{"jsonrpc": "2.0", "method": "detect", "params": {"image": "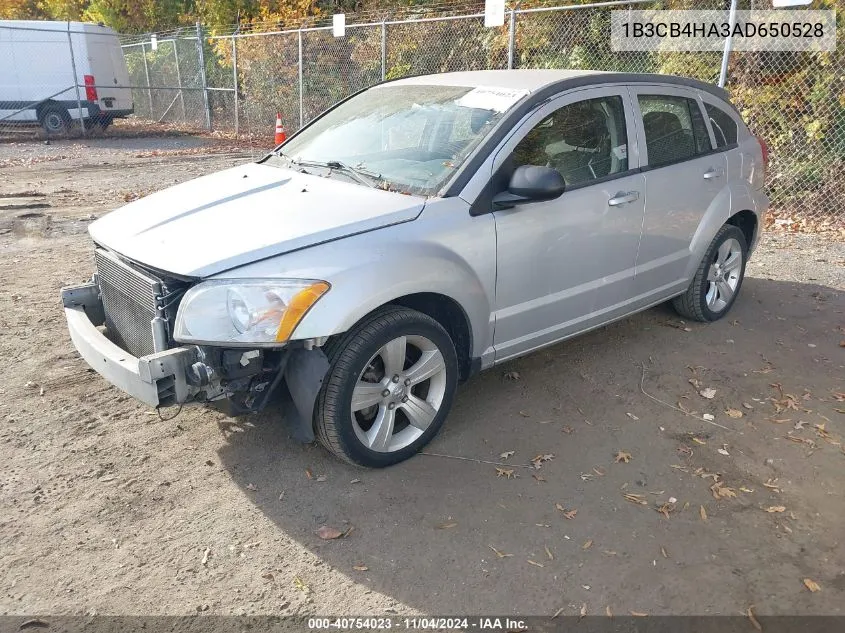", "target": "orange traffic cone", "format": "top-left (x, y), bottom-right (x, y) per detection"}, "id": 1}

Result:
top-left (274, 113), bottom-right (286, 145)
